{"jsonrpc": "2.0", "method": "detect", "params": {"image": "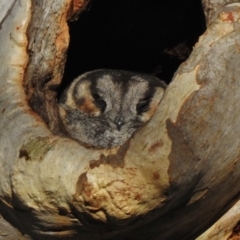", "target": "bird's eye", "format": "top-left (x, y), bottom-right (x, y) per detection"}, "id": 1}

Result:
top-left (136, 97), bottom-right (151, 113)
top-left (92, 93), bottom-right (106, 110)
